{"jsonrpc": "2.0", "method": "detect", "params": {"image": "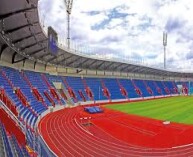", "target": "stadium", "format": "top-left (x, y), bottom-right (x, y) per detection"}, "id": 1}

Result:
top-left (1, 0), bottom-right (193, 156)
